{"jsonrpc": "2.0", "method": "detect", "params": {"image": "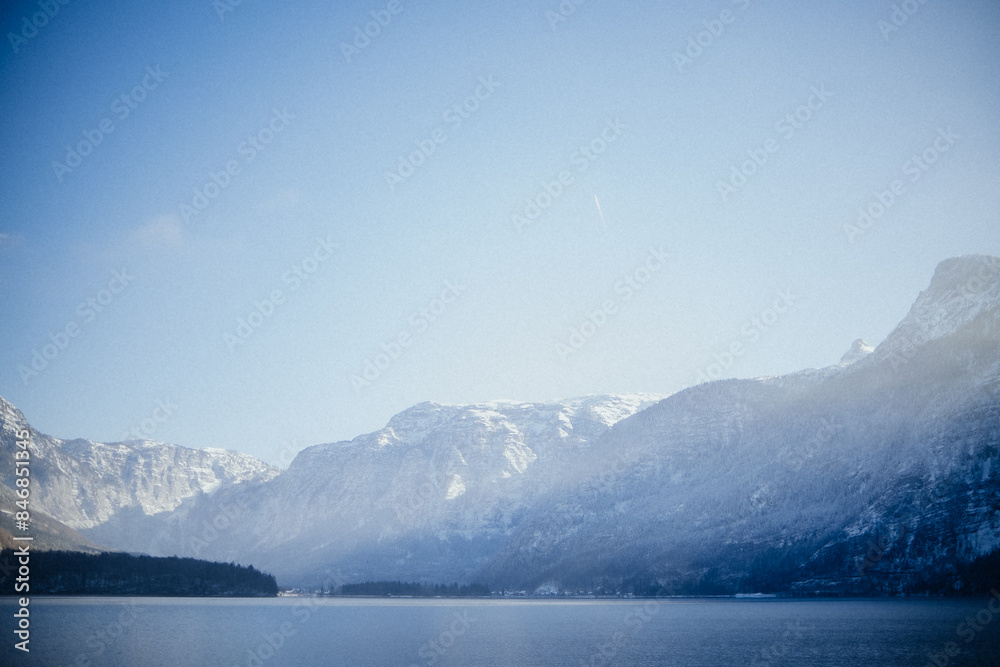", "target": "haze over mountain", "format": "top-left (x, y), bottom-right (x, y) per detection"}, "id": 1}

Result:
top-left (2, 255), bottom-right (998, 594)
